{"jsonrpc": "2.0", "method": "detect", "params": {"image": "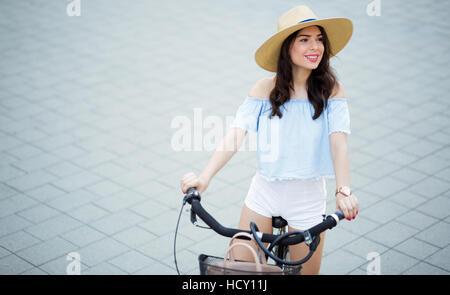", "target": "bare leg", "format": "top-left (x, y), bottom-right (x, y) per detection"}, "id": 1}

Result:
top-left (232, 204), bottom-right (272, 262)
top-left (288, 227), bottom-right (325, 275)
